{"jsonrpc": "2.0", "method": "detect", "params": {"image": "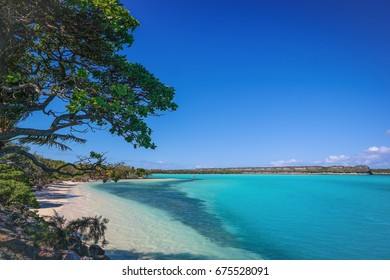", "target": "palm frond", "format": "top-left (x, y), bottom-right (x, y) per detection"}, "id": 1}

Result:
top-left (17, 133), bottom-right (87, 151)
